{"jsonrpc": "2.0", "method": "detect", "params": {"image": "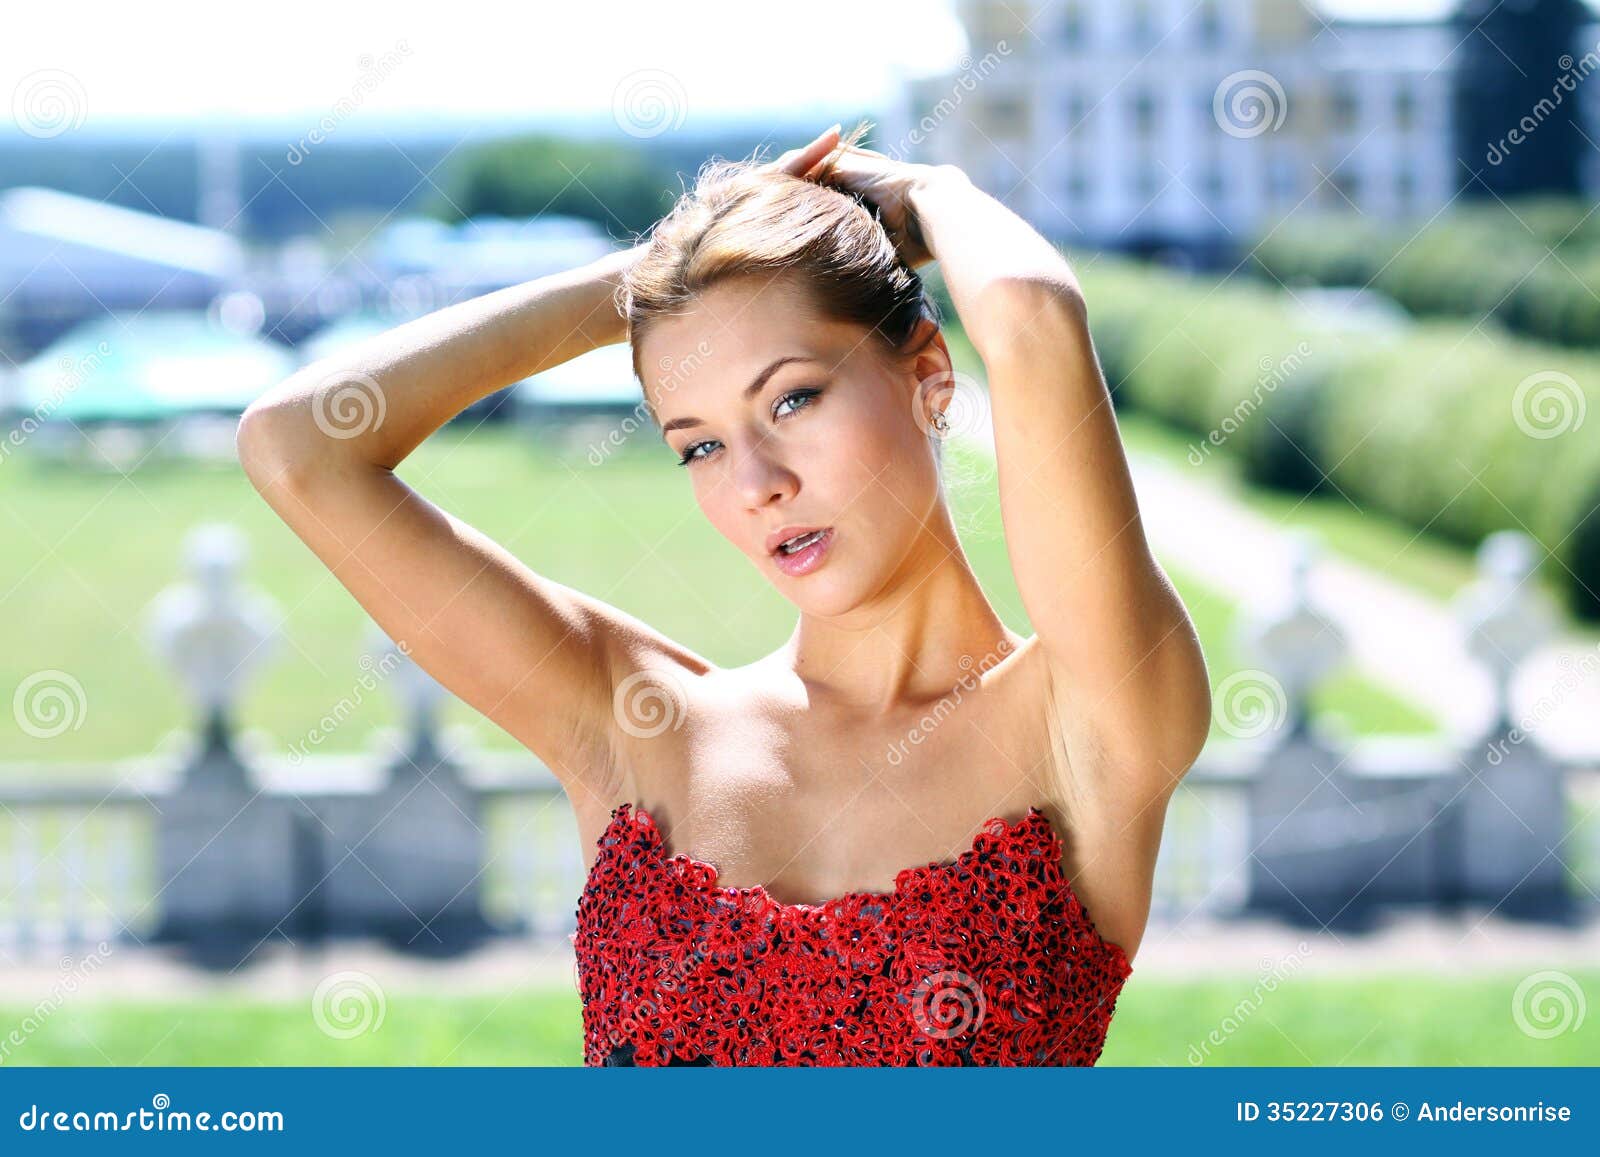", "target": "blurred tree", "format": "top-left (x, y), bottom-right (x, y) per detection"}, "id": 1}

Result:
top-left (1454, 0), bottom-right (1587, 197)
top-left (436, 135), bottom-right (678, 240)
